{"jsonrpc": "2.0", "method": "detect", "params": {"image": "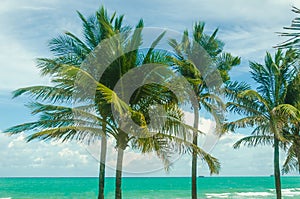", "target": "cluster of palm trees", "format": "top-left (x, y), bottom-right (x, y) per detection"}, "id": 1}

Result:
top-left (3, 5), bottom-right (300, 199)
